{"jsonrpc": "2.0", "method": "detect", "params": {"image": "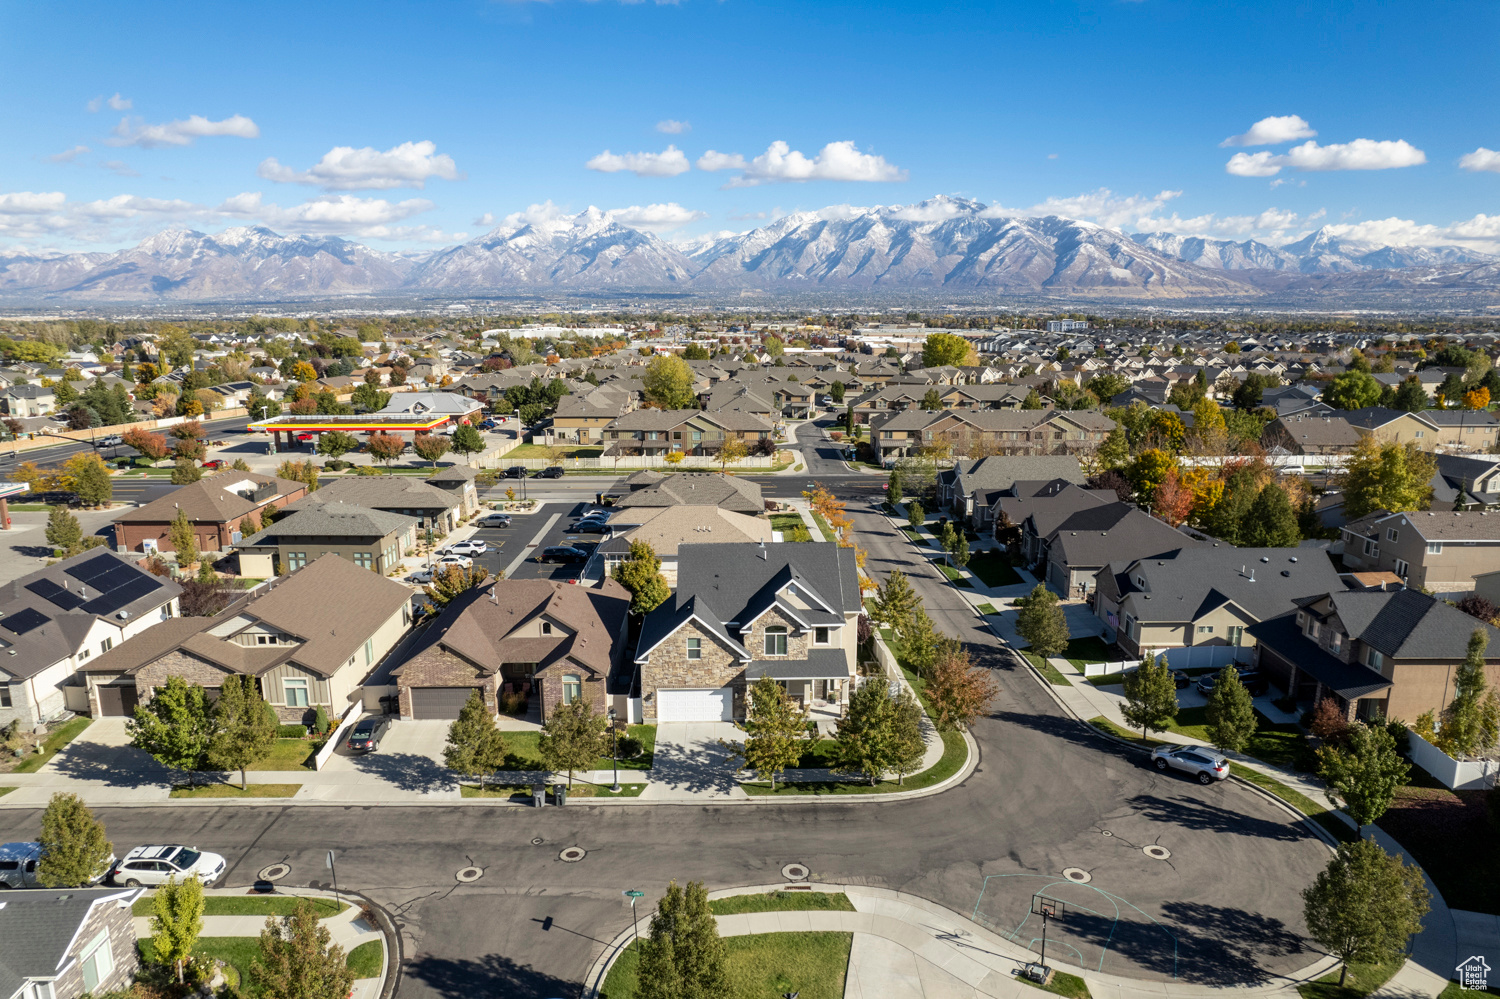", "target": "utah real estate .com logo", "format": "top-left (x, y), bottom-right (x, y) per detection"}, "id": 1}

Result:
top-left (1457, 956), bottom-right (1490, 991)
